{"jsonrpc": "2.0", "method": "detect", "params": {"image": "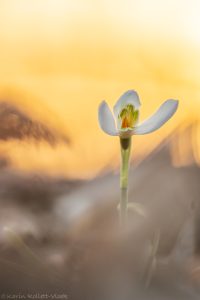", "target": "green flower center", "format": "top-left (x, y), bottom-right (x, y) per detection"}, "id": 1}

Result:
top-left (119, 104), bottom-right (139, 129)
